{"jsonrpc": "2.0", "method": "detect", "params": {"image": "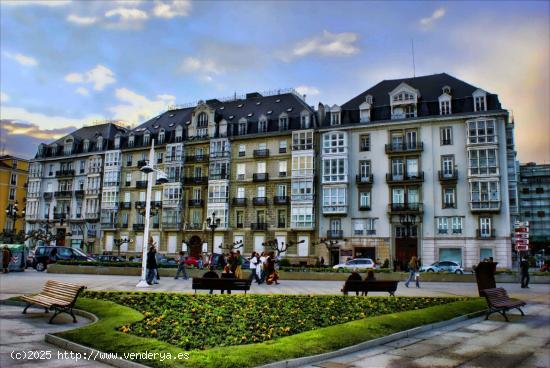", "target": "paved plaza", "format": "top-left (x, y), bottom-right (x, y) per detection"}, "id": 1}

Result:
top-left (0, 271), bottom-right (549, 368)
